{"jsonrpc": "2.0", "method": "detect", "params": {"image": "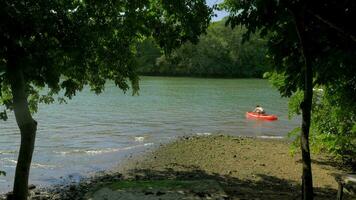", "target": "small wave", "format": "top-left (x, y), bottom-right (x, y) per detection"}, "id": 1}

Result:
top-left (0, 158), bottom-right (55, 169)
top-left (258, 136), bottom-right (284, 139)
top-left (1, 158), bottom-right (17, 164)
top-left (84, 146), bottom-right (138, 155)
top-left (2, 165), bottom-right (15, 168)
top-left (31, 163), bottom-right (56, 169)
top-left (195, 132), bottom-right (212, 136)
top-left (0, 150), bottom-right (17, 155)
top-left (56, 143), bottom-right (154, 156)
top-left (134, 136), bottom-right (145, 142)
top-left (55, 148), bottom-right (121, 156)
